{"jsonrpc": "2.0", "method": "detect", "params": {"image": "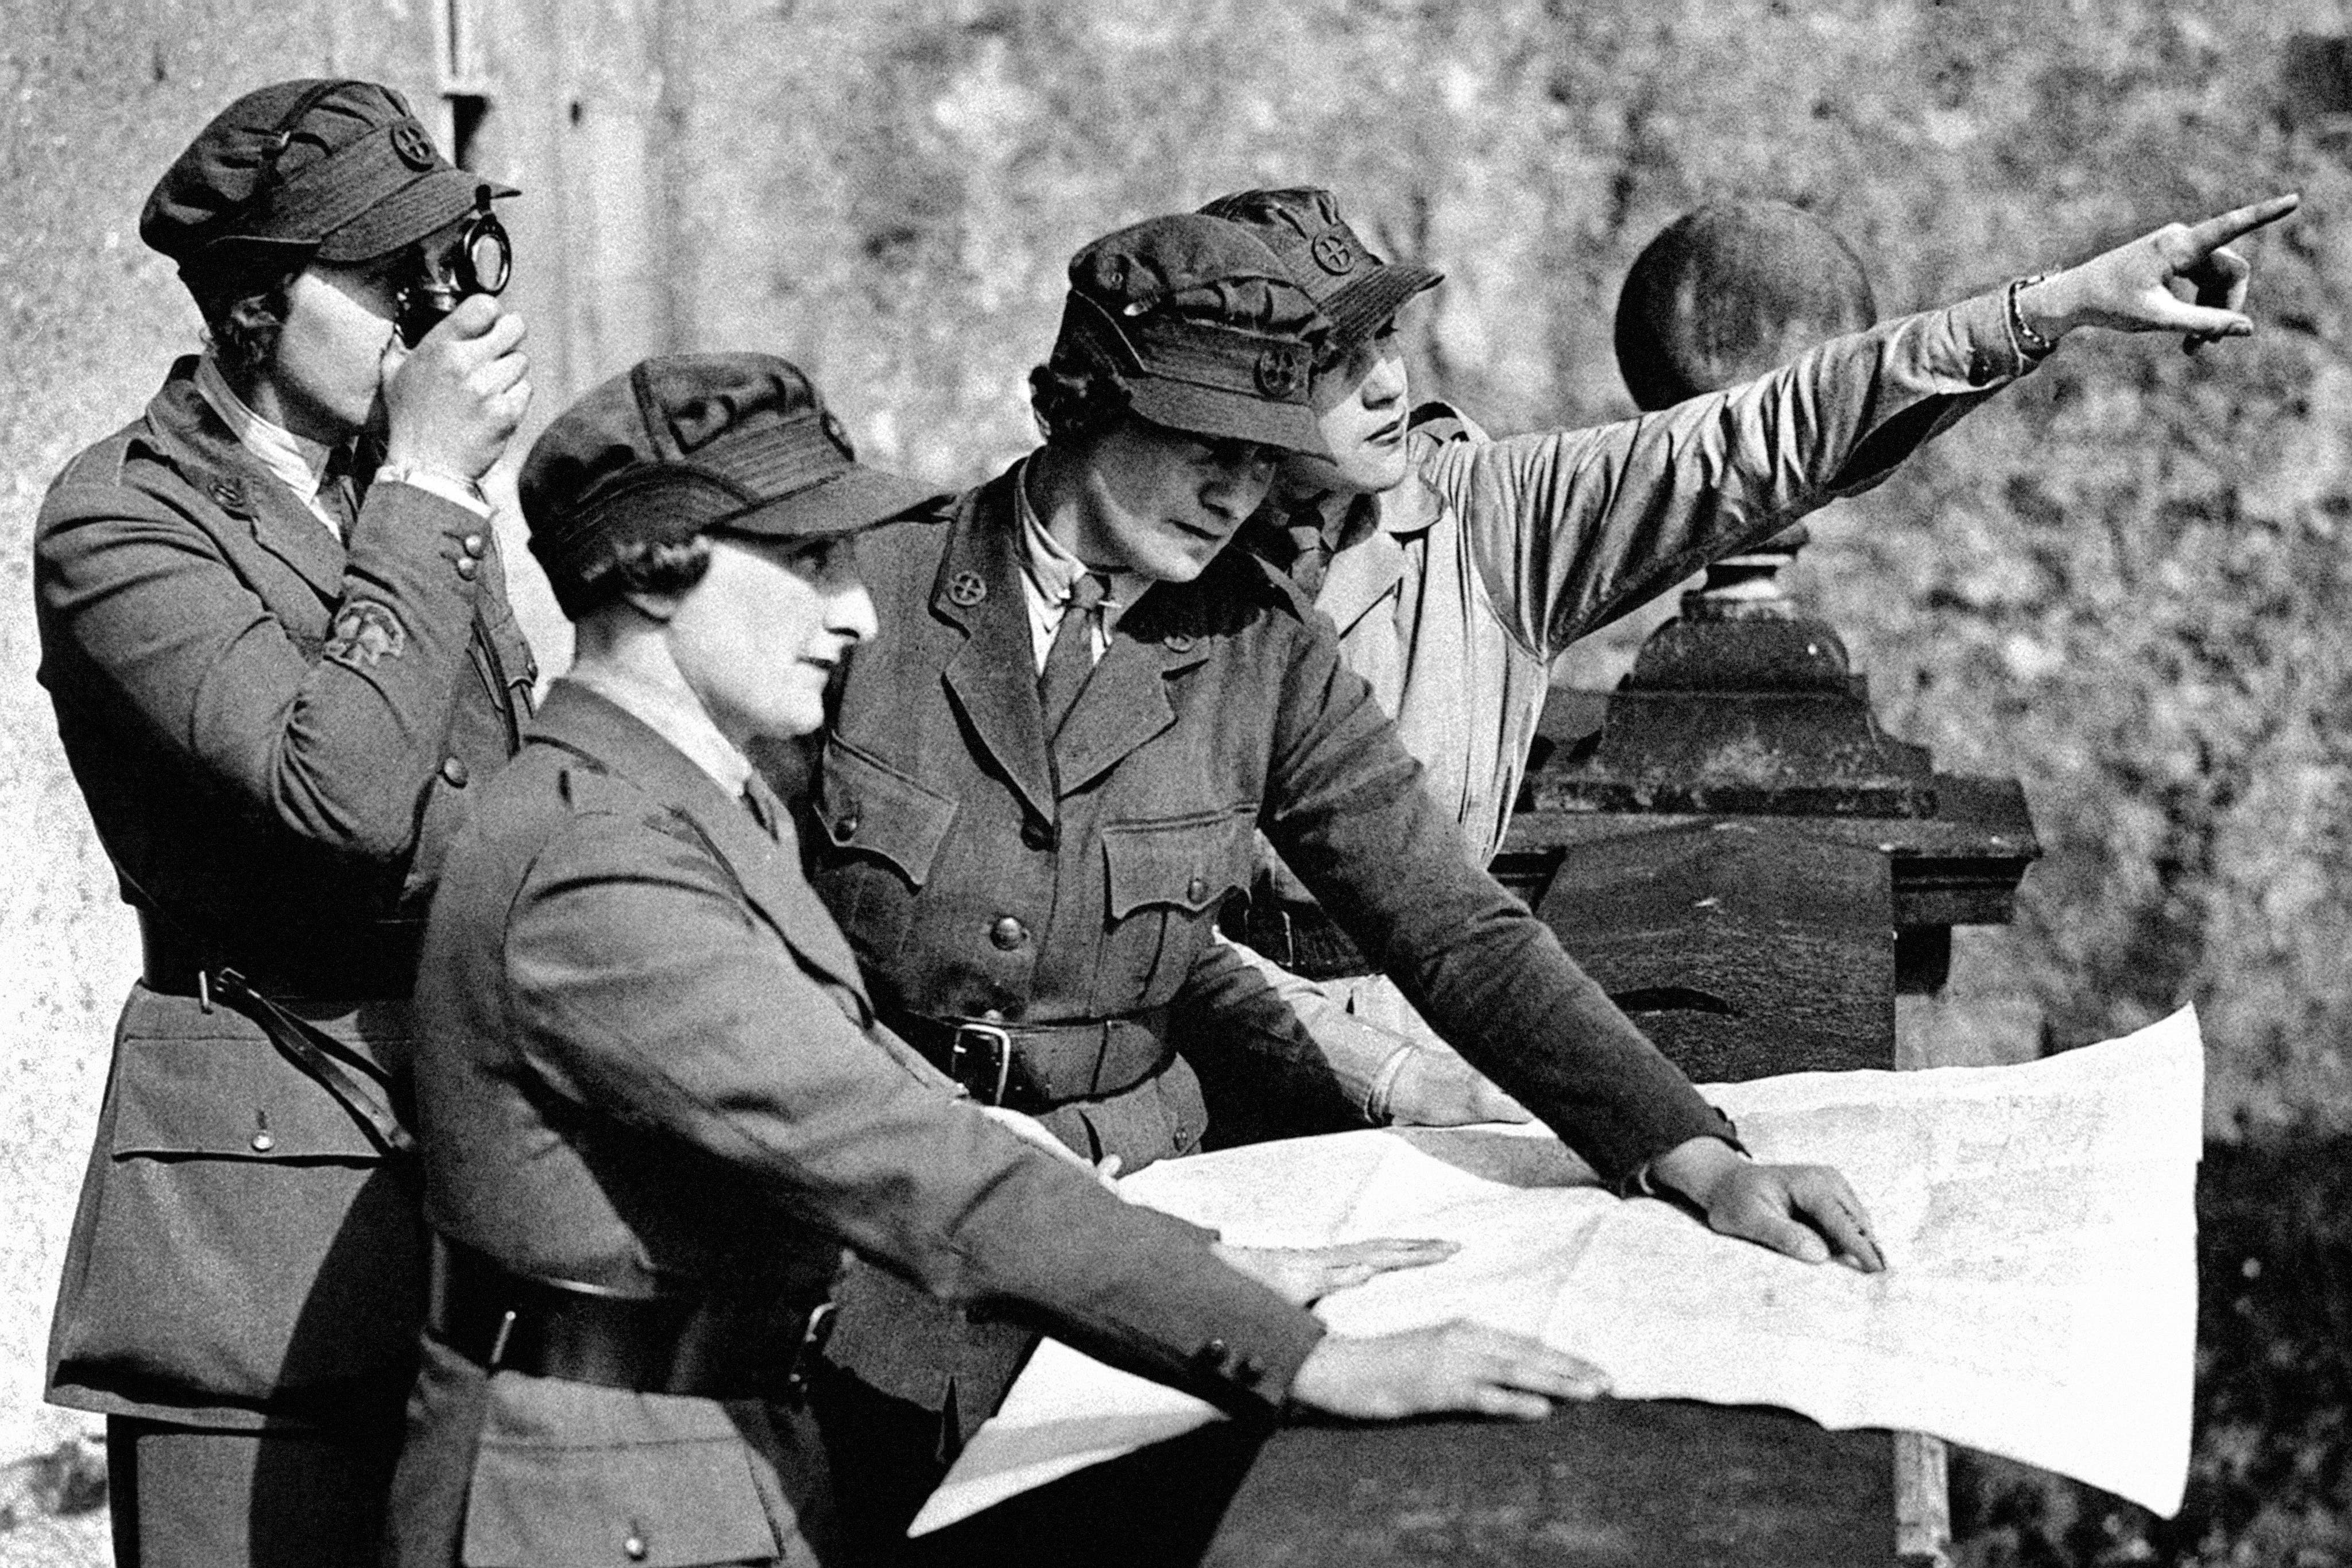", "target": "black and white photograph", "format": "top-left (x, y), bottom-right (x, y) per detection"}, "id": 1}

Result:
top-left (1, 3), bottom-right (2346, 1565)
